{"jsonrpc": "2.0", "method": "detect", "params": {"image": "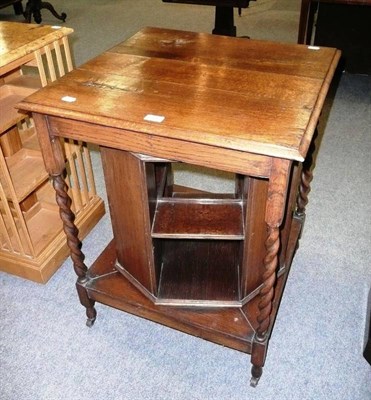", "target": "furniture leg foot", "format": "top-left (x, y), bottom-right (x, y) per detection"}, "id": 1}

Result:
top-left (76, 280), bottom-right (97, 327)
top-left (86, 314), bottom-right (96, 327)
top-left (81, 300), bottom-right (97, 328)
top-left (250, 336), bottom-right (268, 388)
top-left (250, 365), bottom-right (263, 387)
top-left (85, 300), bottom-right (97, 327)
top-left (40, 1), bottom-right (66, 22)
